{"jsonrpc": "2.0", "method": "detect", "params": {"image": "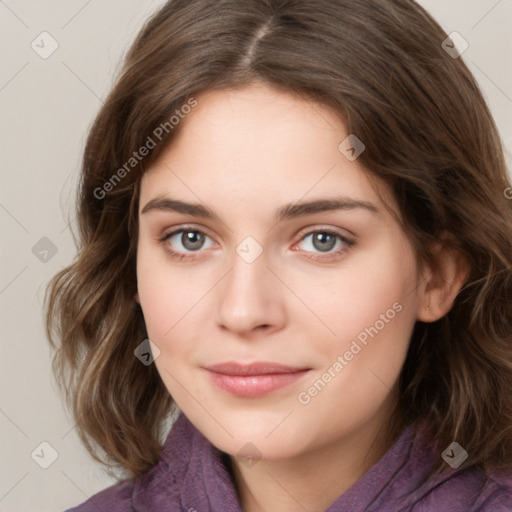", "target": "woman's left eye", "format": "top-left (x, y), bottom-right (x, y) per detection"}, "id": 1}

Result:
top-left (159, 227), bottom-right (355, 261)
top-left (295, 230), bottom-right (355, 260)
